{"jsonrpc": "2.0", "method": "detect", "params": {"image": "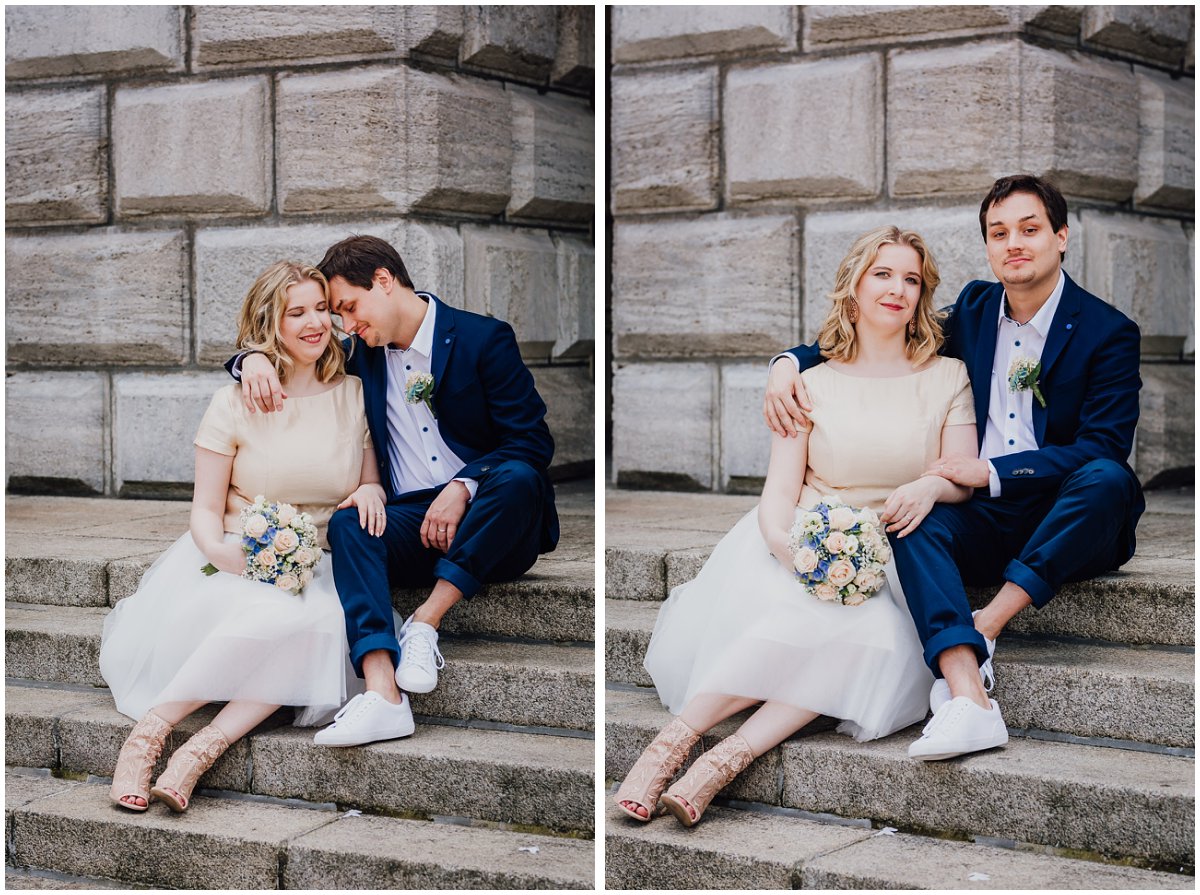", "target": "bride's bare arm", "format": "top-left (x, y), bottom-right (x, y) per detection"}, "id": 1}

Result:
top-left (882, 423), bottom-right (978, 538)
top-left (758, 429), bottom-right (809, 567)
top-left (190, 447), bottom-right (245, 574)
